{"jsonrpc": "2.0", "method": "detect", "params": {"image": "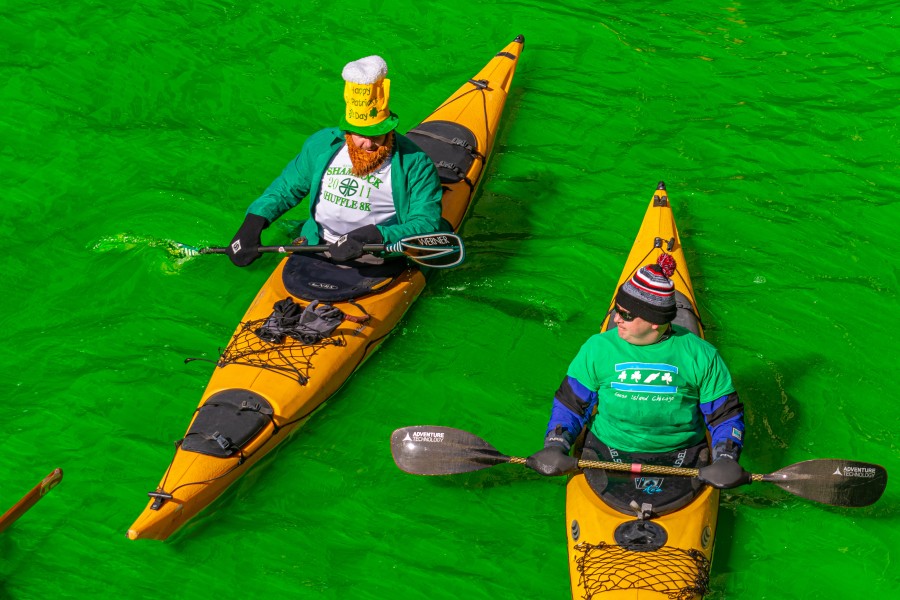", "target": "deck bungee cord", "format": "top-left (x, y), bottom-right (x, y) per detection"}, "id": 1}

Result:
top-left (406, 79), bottom-right (492, 191)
